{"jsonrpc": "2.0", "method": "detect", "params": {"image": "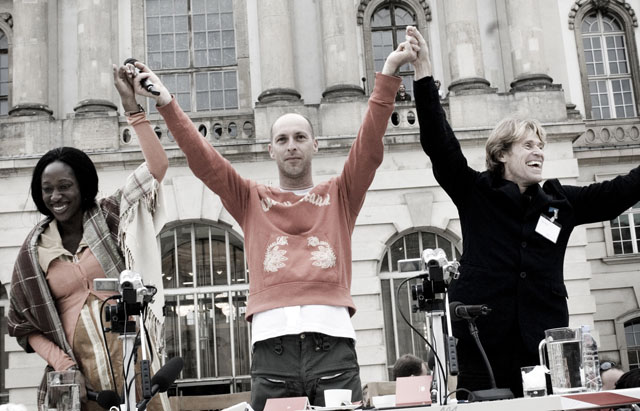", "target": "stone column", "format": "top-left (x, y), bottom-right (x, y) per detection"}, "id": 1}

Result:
top-left (256, 0), bottom-right (300, 104)
top-left (74, 0), bottom-right (116, 113)
top-left (505, 0), bottom-right (555, 91)
top-left (318, 0), bottom-right (364, 100)
top-left (444, 0), bottom-right (491, 94)
top-left (9, 0), bottom-right (53, 116)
